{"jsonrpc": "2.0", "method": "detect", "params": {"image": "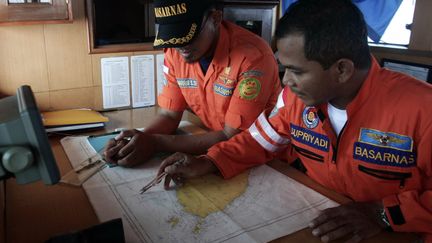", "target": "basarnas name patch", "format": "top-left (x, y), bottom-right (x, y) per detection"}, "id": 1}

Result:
top-left (353, 128), bottom-right (416, 167)
top-left (214, 83), bottom-right (234, 97)
top-left (353, 142), bottom-right (416, 167)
